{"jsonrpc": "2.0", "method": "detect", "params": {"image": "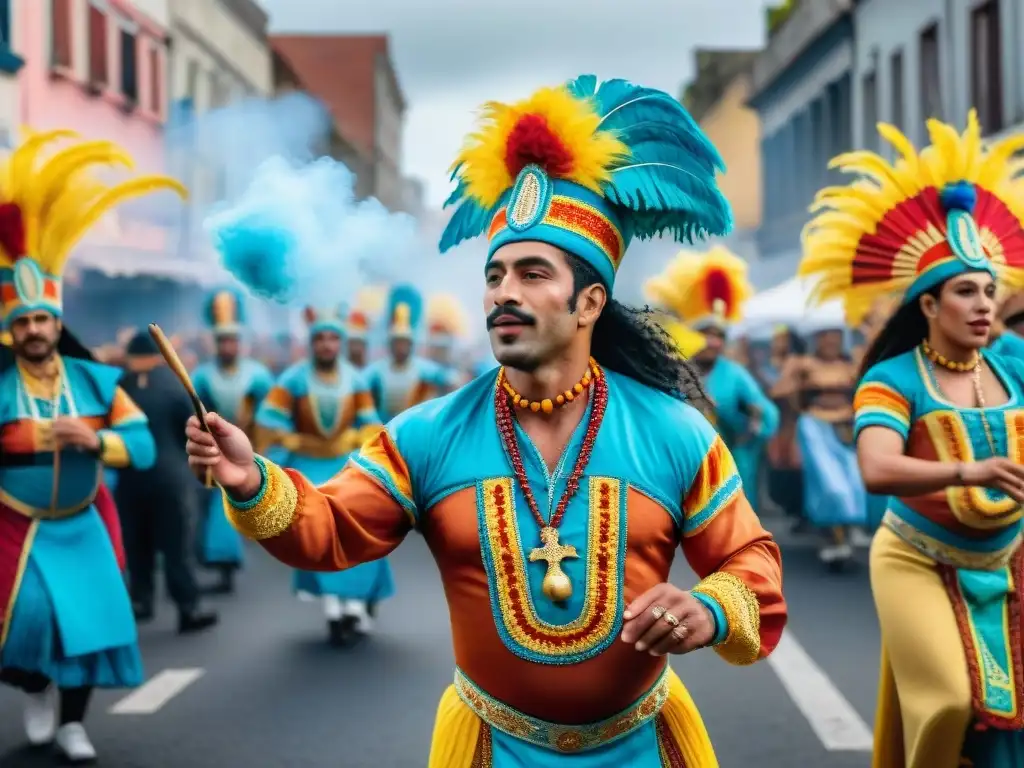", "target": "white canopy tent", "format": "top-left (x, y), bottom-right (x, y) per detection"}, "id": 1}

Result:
top-left (733, 276), bottom-right (846, 340)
